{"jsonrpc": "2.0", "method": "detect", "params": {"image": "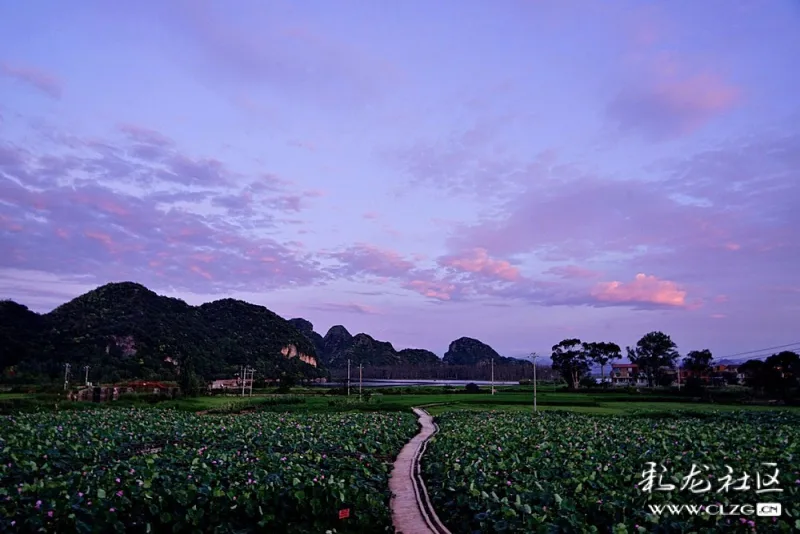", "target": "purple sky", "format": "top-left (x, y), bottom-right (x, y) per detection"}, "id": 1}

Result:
top-left (1, 0), bottom-right (798, 359)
